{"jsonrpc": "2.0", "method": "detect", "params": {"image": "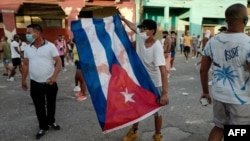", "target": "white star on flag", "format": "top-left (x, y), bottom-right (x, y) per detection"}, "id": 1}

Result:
top-left (120, 88), bottom-right (135, 103)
